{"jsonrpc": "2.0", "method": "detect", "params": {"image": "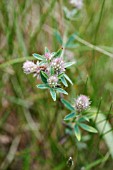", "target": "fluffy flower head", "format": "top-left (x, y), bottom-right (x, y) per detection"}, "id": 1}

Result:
top-left (51, 58), bottom-right (65, 73)
top-left (23, 61), bottom-right (37, 74)
top-left (47, 75), bottom-right (58, 88)
top-left (75, 95), bottom-right (90, 112)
